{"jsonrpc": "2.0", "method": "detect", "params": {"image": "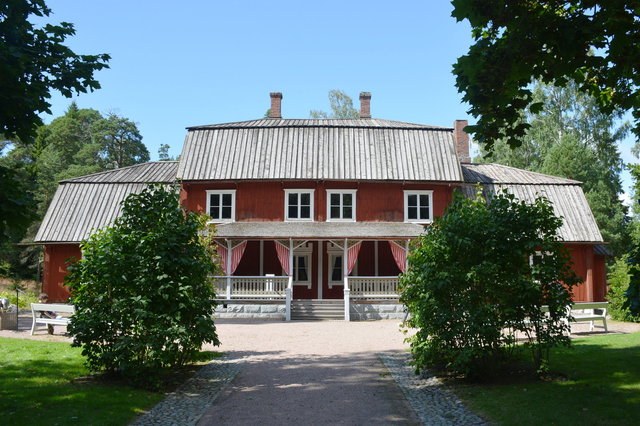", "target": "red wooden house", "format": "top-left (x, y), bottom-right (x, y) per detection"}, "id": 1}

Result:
top-left (35, 92), bottom-right (608, 320)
